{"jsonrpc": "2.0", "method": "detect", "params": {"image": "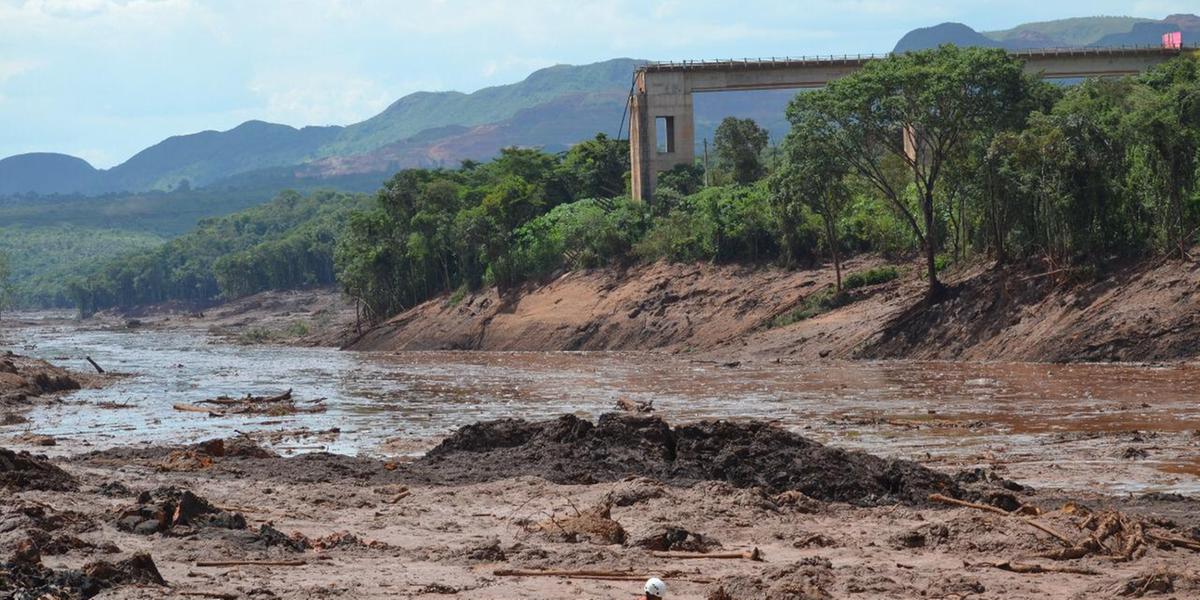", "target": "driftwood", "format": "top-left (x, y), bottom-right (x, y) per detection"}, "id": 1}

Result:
top-left (173, 403), bottom-right (225, 418)
top-left (615, 398), bottom-right (653, 413)
top-left (929, 494), bottom-right (1074, 547)
top-left (494, 569), bottom-right (711, 583)
top-left (85, 356), bottom-right (105, 374)
top-left (195, 560), bottom-right (306, 567)
top-left (649, 548), bottom-right (762, 561)
top-left (179, 592), bottom-right (239, 600)
top-left (198, 389), bottom-right (293, 406)
top-left (969, 561), bottom-right (1098, 575)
